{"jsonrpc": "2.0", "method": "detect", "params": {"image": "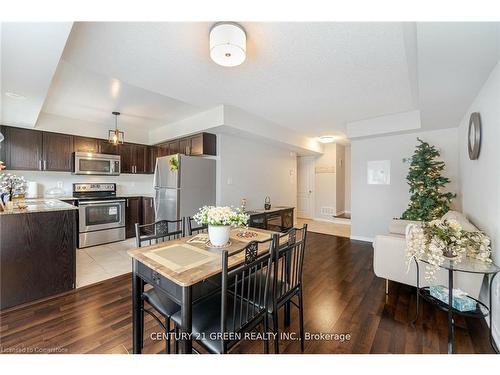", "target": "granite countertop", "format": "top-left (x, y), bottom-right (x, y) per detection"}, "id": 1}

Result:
top-left (245, 206), bottom-right (295, 215)
top-left (0, 199), bottom-right (78, 215)
top-left (53, 194), bottom-right (154, 200)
